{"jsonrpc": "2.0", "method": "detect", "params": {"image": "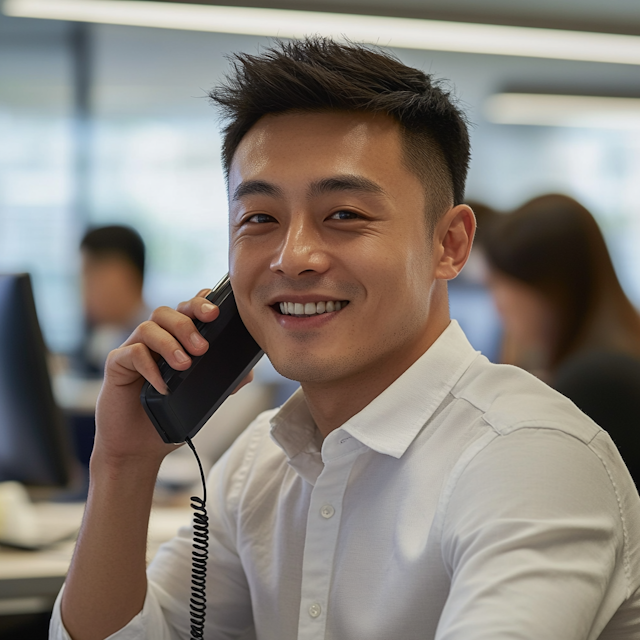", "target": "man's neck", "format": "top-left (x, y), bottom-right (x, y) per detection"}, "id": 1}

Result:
top-left (301, 314), bottom-right (451, 439)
